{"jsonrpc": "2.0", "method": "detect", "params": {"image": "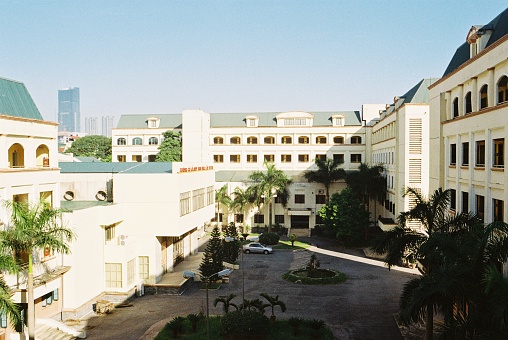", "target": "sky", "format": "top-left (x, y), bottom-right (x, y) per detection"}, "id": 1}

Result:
top-left (1, 1), bottom-right (507, 124)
